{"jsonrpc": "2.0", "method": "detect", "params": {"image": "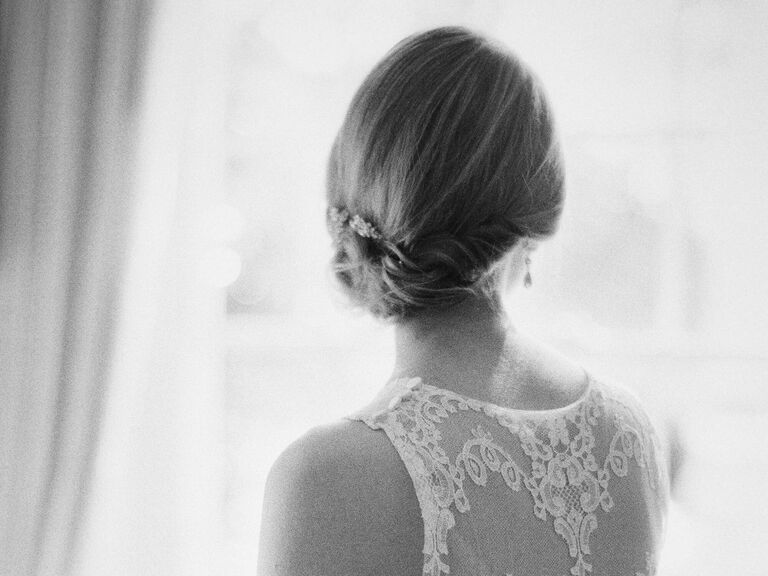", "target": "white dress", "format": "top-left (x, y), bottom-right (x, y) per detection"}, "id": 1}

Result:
top-left (344, 374), bottom-right (670, 576)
